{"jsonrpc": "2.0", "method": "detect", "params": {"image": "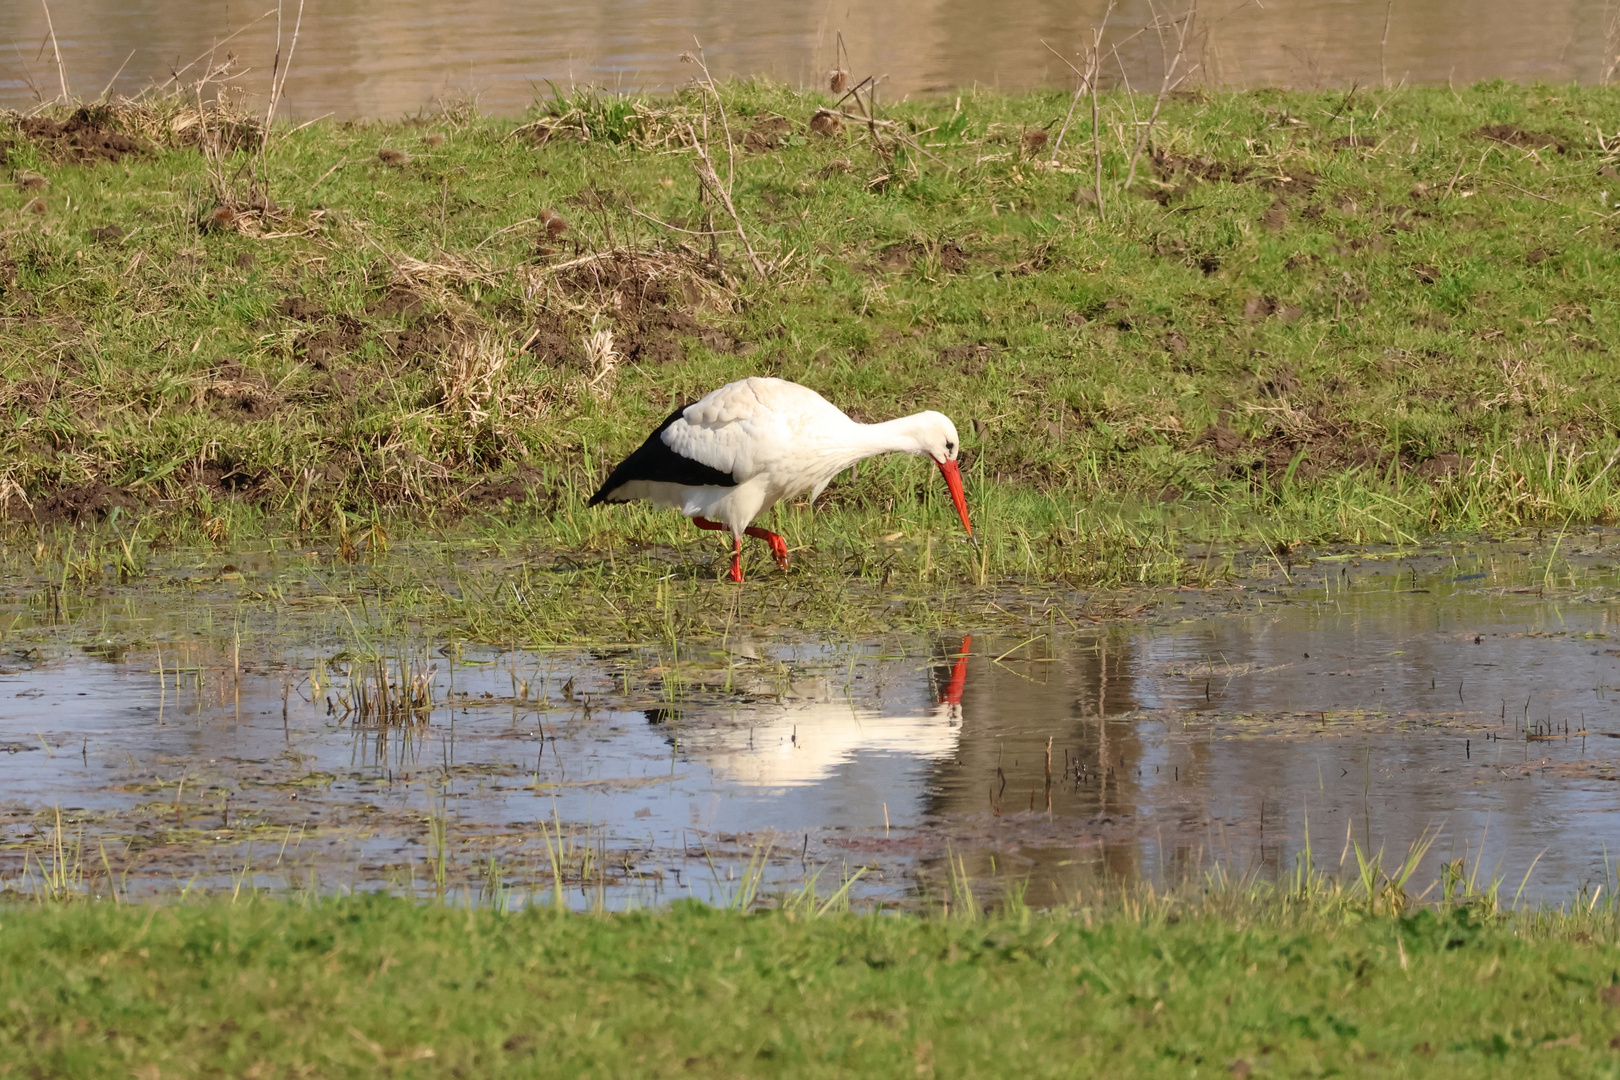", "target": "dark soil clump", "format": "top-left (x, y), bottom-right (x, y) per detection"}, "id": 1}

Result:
top-left (27, 481), bottom-right (140, 525)
top-left (13, 108), bottom-right (145, 164)
top-left (744, 116), bottom-right (793, 152)
top-left (1475, 125), bottom-right (1565, 153)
